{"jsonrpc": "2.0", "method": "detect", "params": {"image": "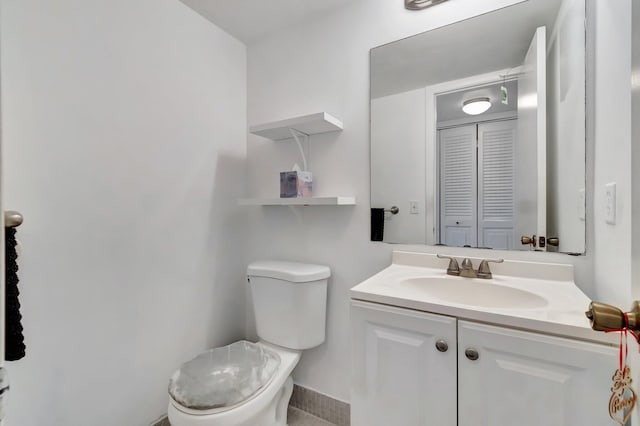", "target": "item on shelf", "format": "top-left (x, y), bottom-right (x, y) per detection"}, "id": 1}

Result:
top-left (280, 171), bottom-right (313, 198)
